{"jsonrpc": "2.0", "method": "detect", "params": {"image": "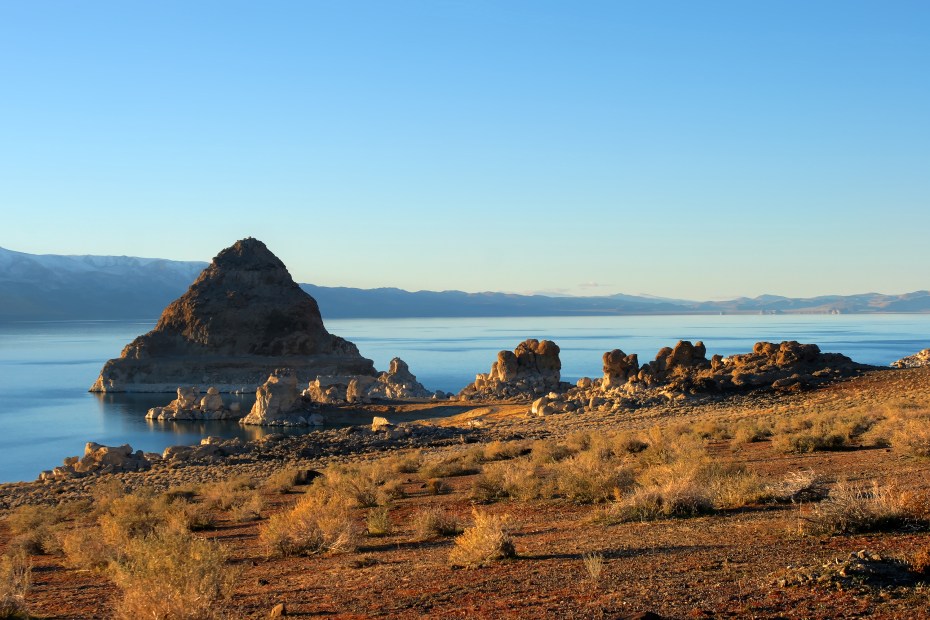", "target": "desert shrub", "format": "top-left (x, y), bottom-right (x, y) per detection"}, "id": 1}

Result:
top-left (98, 494), bottom-right (166, 551)
top-left (705, 465), bottom-right (771, 509)
top-left (380, 478), bottom-right (407, 500)
top-left (161, 485), bottom-right (199, 504)
top-left (260, 485), bottom-right (358, 556)
top-left (767, 470), bottom-right (829, 503)
top-left (263, 467), bottom-right (304, 494)
top-left (805, 480), bottom-right (930, 535)
top-left (419, 452), bottom-right (483, 479)
top-left (772, 410), bottom-right (879, 453)
top-left (366, 506), bottom-right (392, 537)
top-left (548, 452), bottom-right (634, 504)
top-left (60, 527), bottom-right (112, 572)
top-left (730, 419), bottom-right (773, 447)
top-left (891, 417), bottom-right (930, 458)
top-left (0, 551), bottom-right (31, 619)
top-left (529, 439), bottom-right (575, 465)
top-left (110, 529), bottom-right (235, 620)
top-left (202, 476), bottom-right (255, 510)
top-left (691, 420), bottom-right (732, 440)
top-left (4, 505), bottom-right (66, 555)
top-left (448, 510), bottom-right (516, 568)
top-left (167, 501), bottom-right (216, 532)
top-left (426, 478), bottom-right (451, 495)
top-left (638, 426), bottom-right (706, 468)
top-left (88, 479), bottom-right (129, 518)
top-left (325, 464), bottom-right (390, 508)
top-left (582, 552), bottom-right (604, 583)
top-left (606, 476), bottom-right (713, 523)
top-left (610, 431), bottom-right (649, 454)
top-left (471, 460), bottom-right (541, 503)
top-left (600, 436), bottom-right (756, 522)
top-left (481, 440), bottom-right (528, 462)
top-left (411, 507), bottom-right (462, 540)
top-left (909, 547), bottom-right (930, 575)
top-left (386, 450), bottom-right (422, 474)
top-left (229, 492), bottom-right (264, 523)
